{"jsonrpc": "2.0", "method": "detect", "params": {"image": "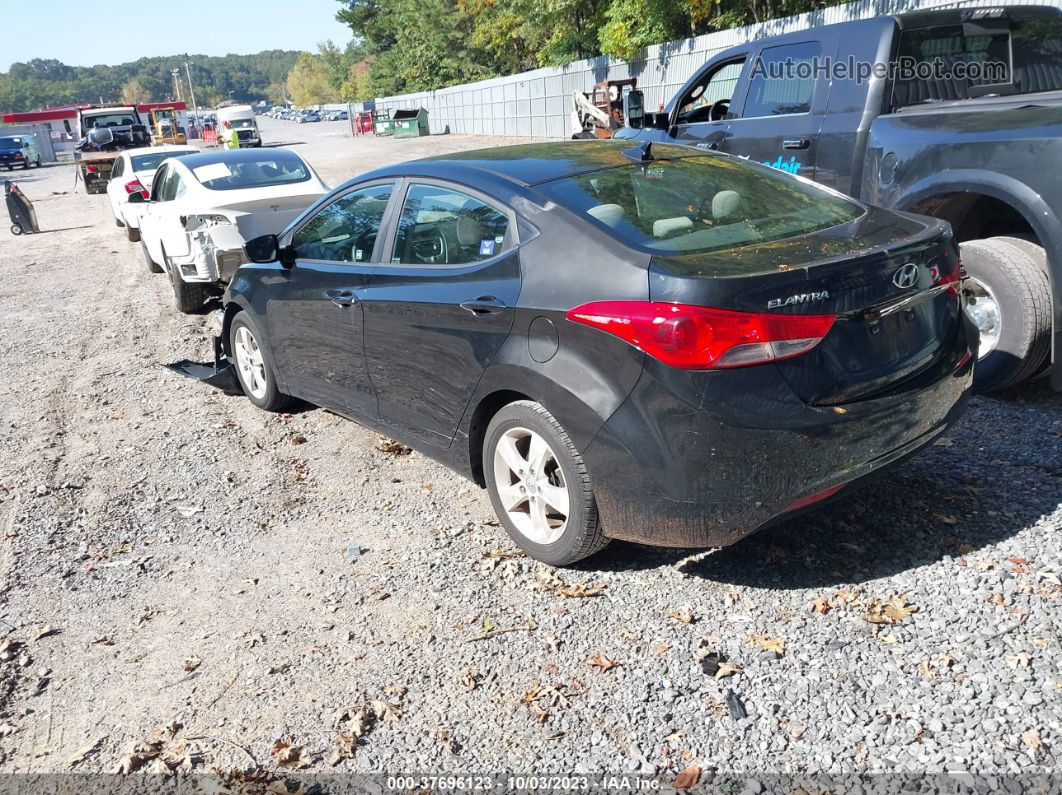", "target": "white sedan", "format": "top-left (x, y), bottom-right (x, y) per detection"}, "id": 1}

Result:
top-left (106, 145), bottom-right (199, 242)
top-left (132, 148), bottom-right (328, 313)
